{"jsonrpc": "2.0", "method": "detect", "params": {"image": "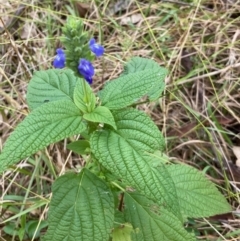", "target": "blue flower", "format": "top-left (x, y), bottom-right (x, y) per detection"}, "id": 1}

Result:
top-left (53, 48), bottom-right (65, 68)
top-left (78, 59), bottom-right (95, 84)
top-left (89, 38), bottom-right (104, 57)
